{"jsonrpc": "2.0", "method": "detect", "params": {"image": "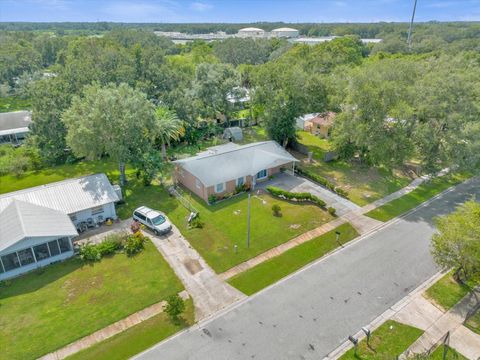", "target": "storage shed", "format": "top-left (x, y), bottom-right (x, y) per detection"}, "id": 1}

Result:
top-left (223, 127), bottom-right (243, 142)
